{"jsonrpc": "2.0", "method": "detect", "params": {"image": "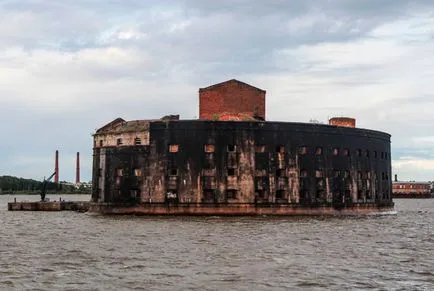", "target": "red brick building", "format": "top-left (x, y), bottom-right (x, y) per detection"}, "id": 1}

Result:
top-left (329, 117), bottom-right (356, 128)
top-left (199, 79), bottom-right (266, 121)
top-left (392, 181), bottom-right (432, 198)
